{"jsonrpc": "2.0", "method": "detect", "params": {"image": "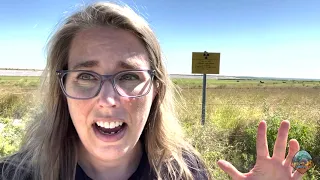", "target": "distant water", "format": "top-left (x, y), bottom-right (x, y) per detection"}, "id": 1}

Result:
top-left (0, 70), bottom-right (43, 76)
top-left (0, 70), bottom-right (216, 79)
top-left (0, 70), bottom-right (319, 81)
